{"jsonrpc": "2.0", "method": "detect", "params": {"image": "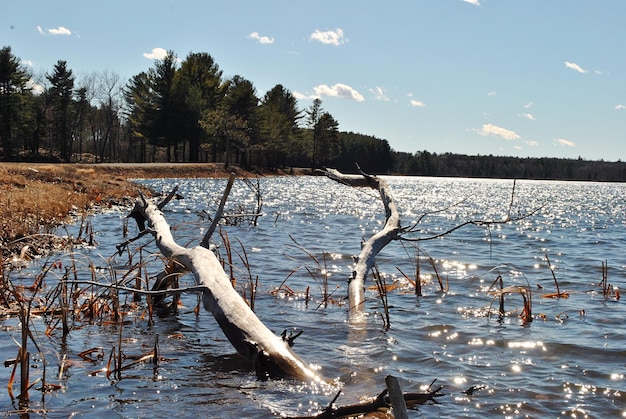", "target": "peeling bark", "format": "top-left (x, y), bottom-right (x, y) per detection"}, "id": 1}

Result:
top-left (322, 168), bottom-right (402, 315)
top-left (128, 192), bottom-right (323, 382)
